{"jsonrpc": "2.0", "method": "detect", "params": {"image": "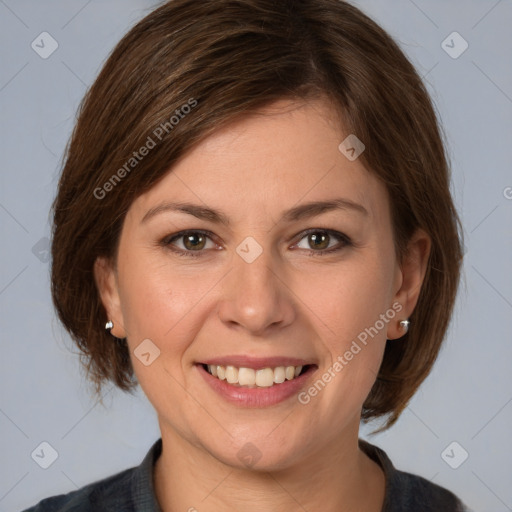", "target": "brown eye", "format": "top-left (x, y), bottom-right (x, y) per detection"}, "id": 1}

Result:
top-left (294, 229), bottom-right (352, 255)
top-left (162, 230), bottom-right (217, 257)
top-left (182, 232), bottom-right (206, 251)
